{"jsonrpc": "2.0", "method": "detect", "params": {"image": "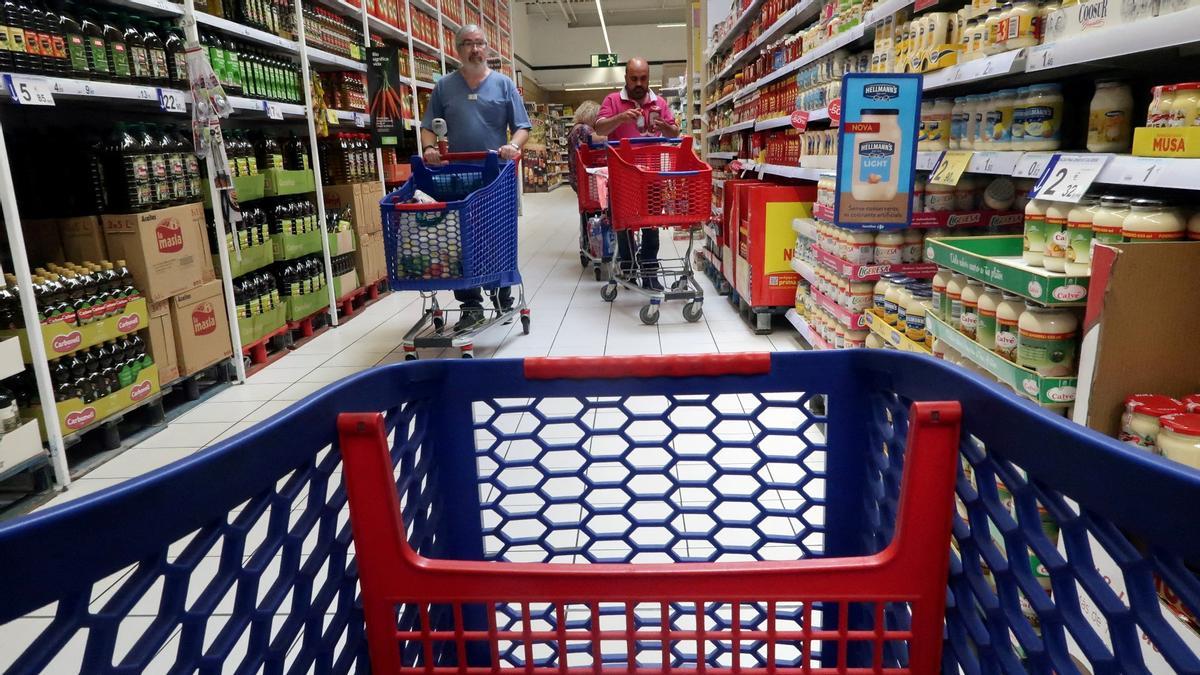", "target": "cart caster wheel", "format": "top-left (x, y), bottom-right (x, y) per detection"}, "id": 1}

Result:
top-left (404, 353), bottom-right (418, 361)
top-left (593, 266), bottom-right (602, 282)
top-left (433, 316), bottom-right (445, 332)
top-left (521, 315), bottom-right (531, 335)
top-left (683, 302), bottom-right (703, 323)
top-left (580, 253), bottom-right (589, 268)
top-left (601, 284), bottom-right (618, 302)
top-left (639, 305), bottom-right (660, 325)
top-left (462, 352), bottom-right (474, 359)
